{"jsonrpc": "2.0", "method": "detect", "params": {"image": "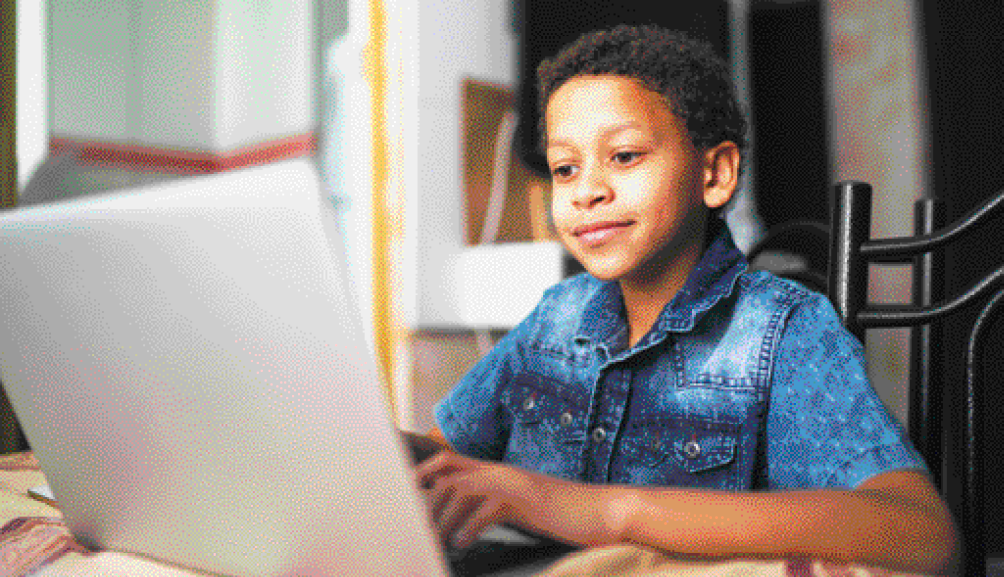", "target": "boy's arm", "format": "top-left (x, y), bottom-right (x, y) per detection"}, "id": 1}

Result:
top-left (615, 468), bottom-right (957, 574)
top-left (417, 452), bottom-right (957, 575)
